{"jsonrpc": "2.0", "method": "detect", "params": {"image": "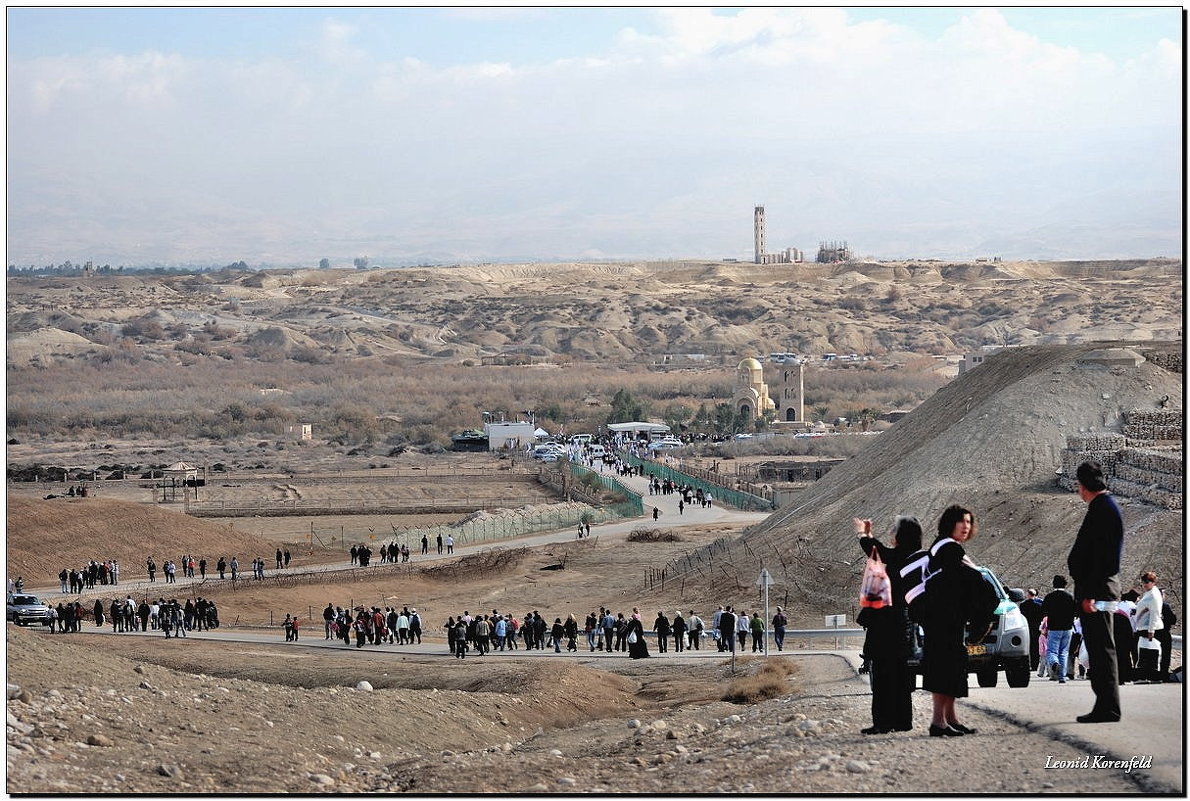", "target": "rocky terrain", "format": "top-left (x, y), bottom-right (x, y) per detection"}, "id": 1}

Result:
top-left (5, 259), bottom-right (1181, 366)
top-left (4, 628), bottom-right (1159, 795)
